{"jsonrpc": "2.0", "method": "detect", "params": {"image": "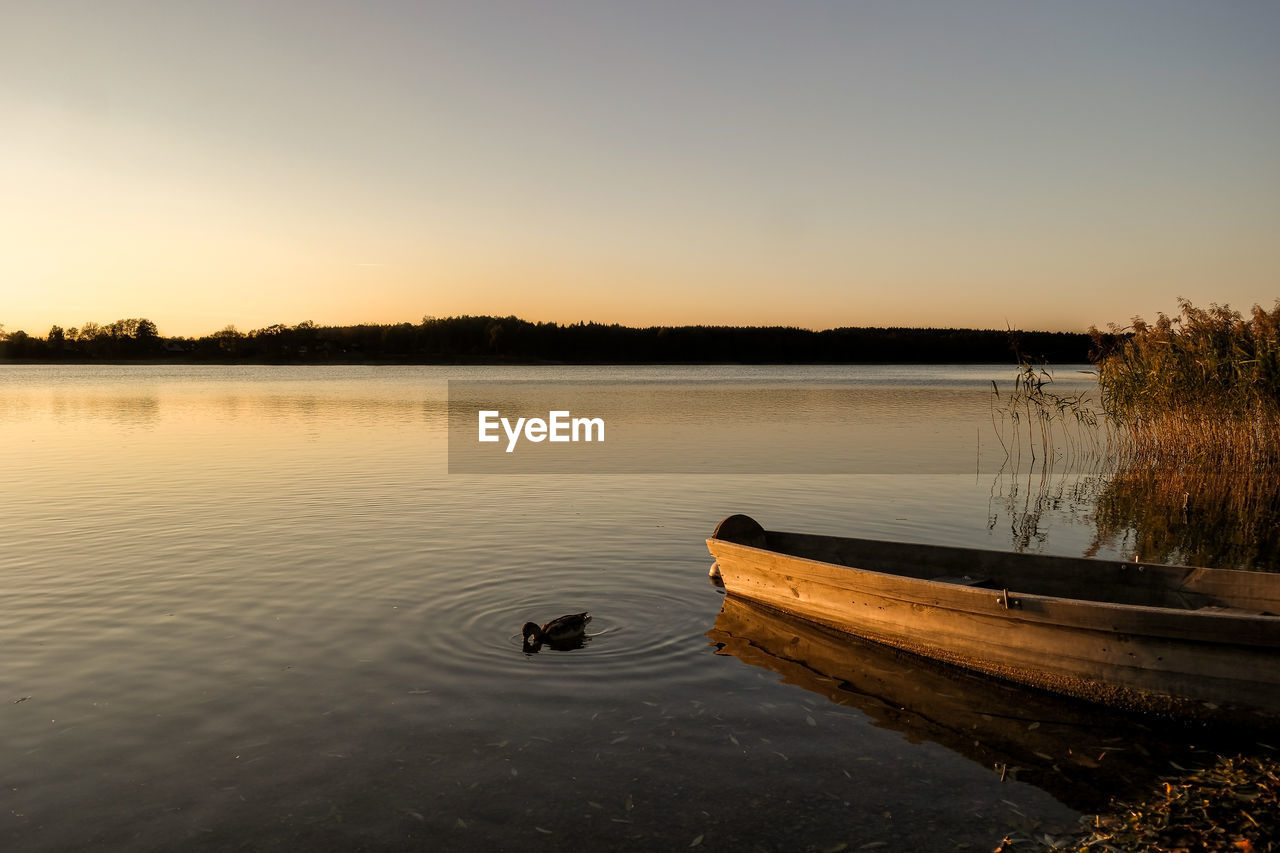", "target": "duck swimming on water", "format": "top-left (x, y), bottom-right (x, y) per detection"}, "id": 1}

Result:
top-left (522, 612), bottom-right (591, 651)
